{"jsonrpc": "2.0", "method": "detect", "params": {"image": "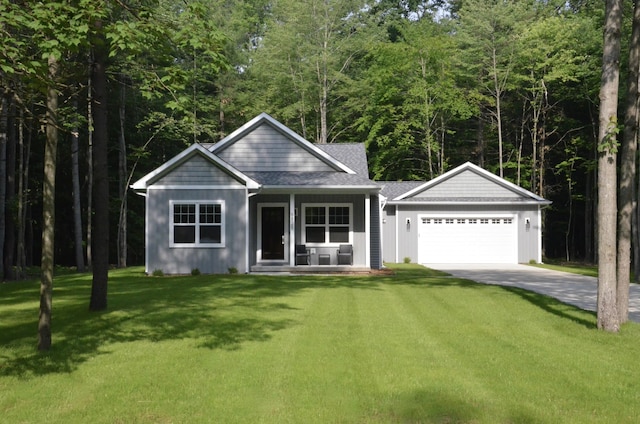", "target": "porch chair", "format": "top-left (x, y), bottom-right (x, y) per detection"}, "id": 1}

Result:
top-left (295, 244), bottom-right (310, 265)
top-left (337, 244), bottom-right (353, 265)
